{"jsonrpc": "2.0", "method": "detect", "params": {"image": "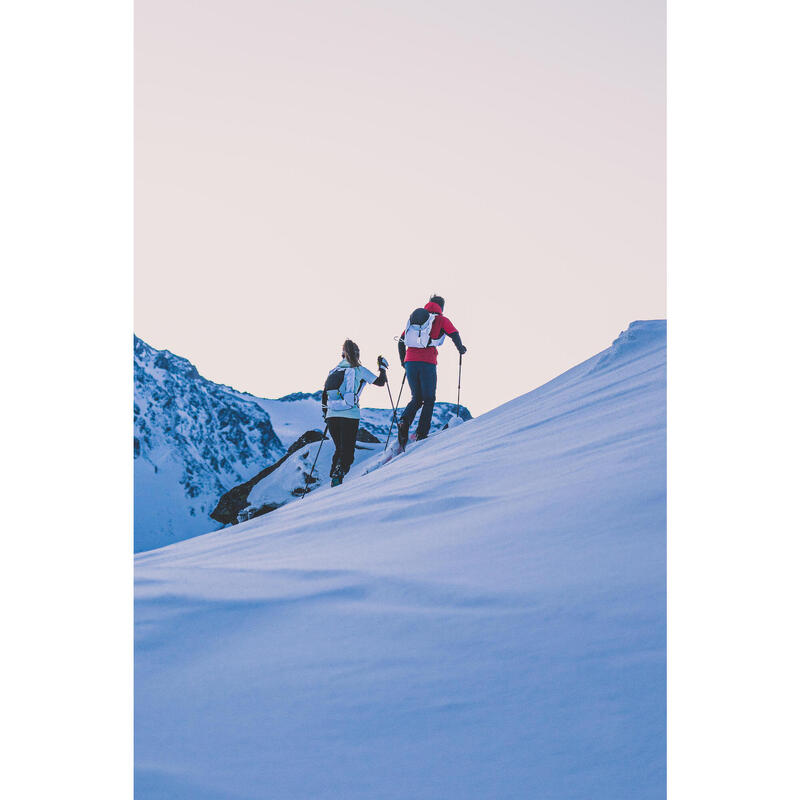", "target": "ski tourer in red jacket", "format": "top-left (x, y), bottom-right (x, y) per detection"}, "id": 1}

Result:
top-left (397, 298), bottom-right (466, 365)
top-left (396, 295), bottom-right (466, 445)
